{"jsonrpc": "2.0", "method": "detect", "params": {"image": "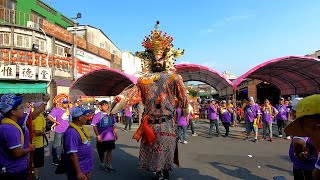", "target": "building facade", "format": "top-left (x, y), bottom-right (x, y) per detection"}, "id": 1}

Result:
top-left (0, 0), bottom-right (122, 105)
top-left (121, 51), bottom-right (142, 77)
